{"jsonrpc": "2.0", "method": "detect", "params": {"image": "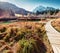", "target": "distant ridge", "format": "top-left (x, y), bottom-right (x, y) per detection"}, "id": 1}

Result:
top-left (0, 2), bottom-right (31, 15)
top-left (33, 6), bottom-right (57, 12)
top-left (33, 5), bottom-right (60, 15)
